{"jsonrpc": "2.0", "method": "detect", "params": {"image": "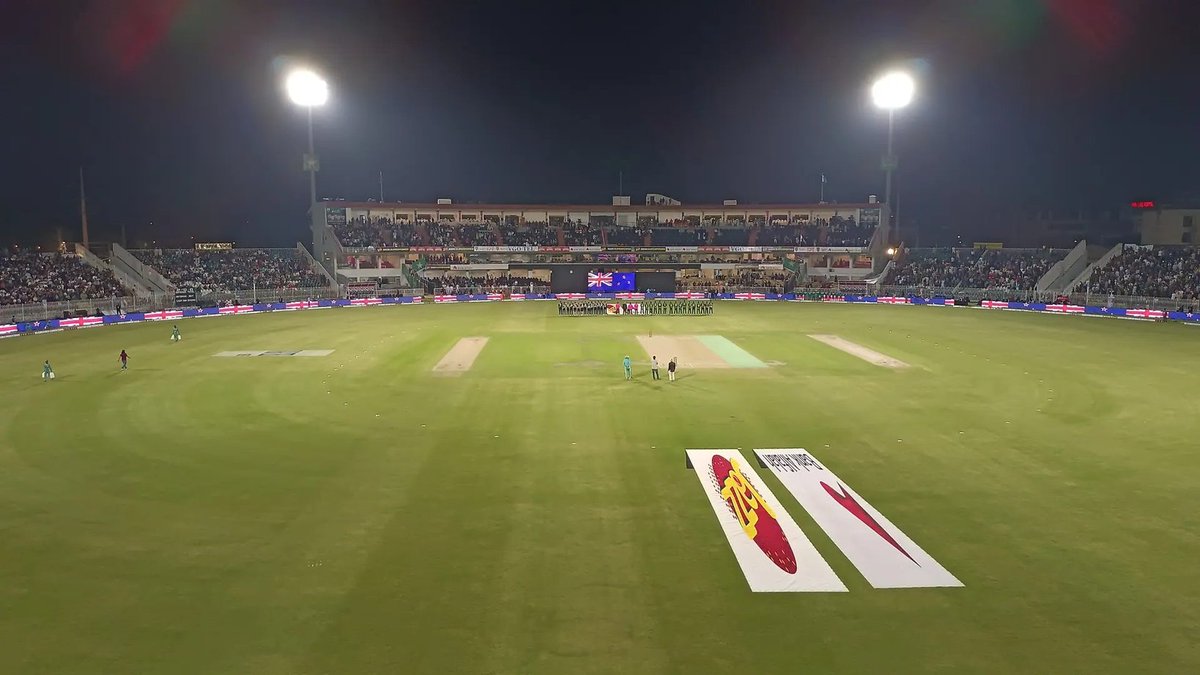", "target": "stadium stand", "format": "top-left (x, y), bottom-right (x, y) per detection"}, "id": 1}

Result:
top-left (131, 249), bottom-right (328, 293)
top-left (563, 220), bottom-right (602, 246)
top-left (457, 223), bottom-right (498, 247)
top-left (650, 227), bottom-right (706, 246)
top-left (712, 228), bottom-right (751, 246)
top-left (678, 270), bottom-right (793, 293)
top-left (501, 221), bottom-right (558, 247)
top-left (426, 222), bottom-right (455, 247)
top-left (757, 225), bottom-right (801, 247)
top-left (605, 226), bottom-right (646, 247)
top-left (424, 274), bottom-right (546, 293)
top-left (1086, 246), bottom-right (1200, 300)
top-left (334, 216), bottom-right (422, 248)
top-left (327, 215), bottom-right (875, 250)
top-left (0, 252), bottom-right (129, 306)
top-left (892, 248), bottom-right (1060, 290)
